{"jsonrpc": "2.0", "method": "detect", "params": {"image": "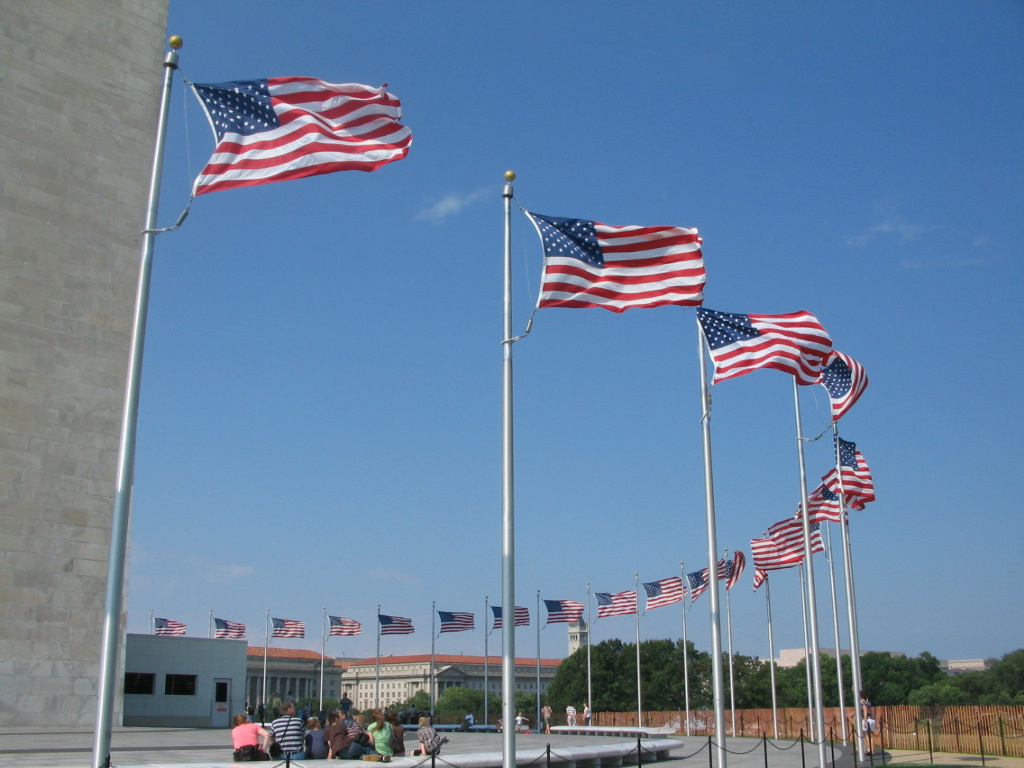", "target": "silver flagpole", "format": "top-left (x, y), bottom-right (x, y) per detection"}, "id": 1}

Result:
top-left (536, 590), bottom-right (542, 730)
top-left (680, 562), bottom-right (691, 737)
top-left (634, 573), bottom-right (642, 727)
top-left (320, 608), bottom-right (326, 712)
top-left (586, 582), bottom-right (593, 719)
top-left (149, 610), bottom-right (154, 635)
top-left (834, 426), bottom-right (865, 760)
top-left (763, 572), bottom-right (779, 740)
top-left (500, 171), bottom-right (517, 768)
top-left (484, 596), bottom-right (490, 726)
top-left (92, 37), bottom-right (181, 768)
top-left (430, 602), bottom-right (436, 715)
top-left (262, 611), bottom-right (269, 717)
top-left (376, 605), bottom-right (381, 709)
top-left (824, 523), bottom-right (848, 742)
top-left (696, 321), bottom-right (727, 767)
top-left (209, 610), bottom-right (213, 639)
top-left (724, 550), bottom-right (736, 737)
